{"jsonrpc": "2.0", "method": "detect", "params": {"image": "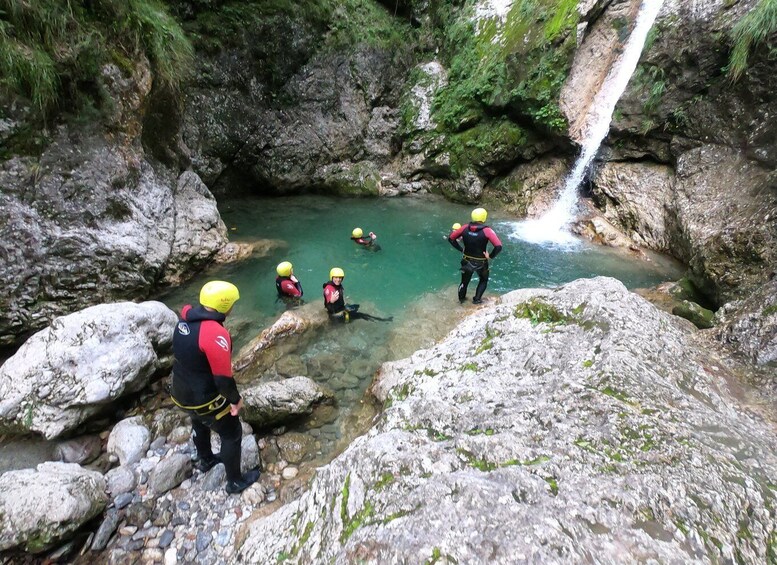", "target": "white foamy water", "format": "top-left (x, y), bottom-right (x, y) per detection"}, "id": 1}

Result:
top-left (514, 0), bottom-right (666, 246)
